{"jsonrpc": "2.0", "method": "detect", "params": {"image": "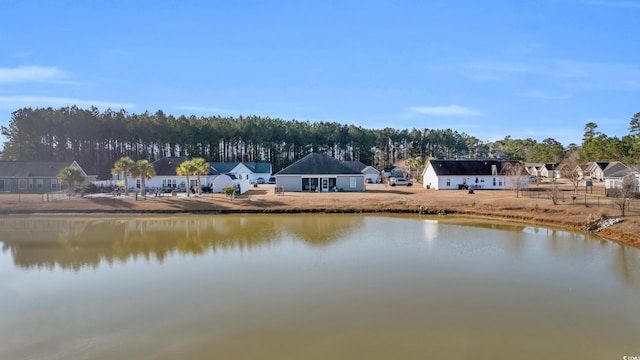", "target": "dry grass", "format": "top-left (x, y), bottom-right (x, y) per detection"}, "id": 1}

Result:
top-left (1, 183), bottom-right (638, 248)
